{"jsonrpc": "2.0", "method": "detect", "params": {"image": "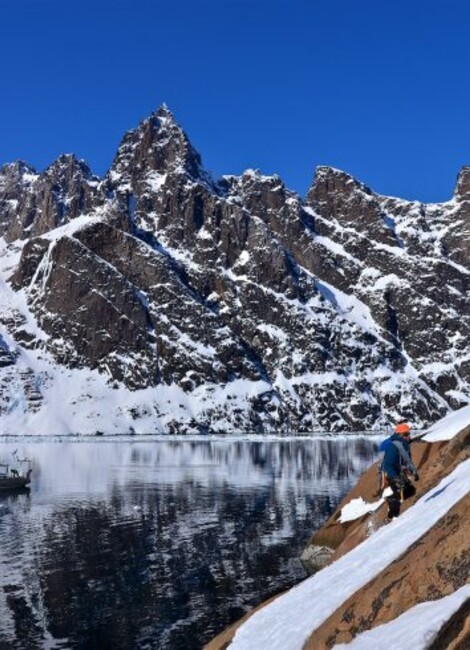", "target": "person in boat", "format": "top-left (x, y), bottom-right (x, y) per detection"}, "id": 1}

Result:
top-left (382, 422), bottom-right (419, 518)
